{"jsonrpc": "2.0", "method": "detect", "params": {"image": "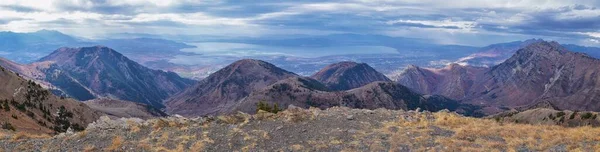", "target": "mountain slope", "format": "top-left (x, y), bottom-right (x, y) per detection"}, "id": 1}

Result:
top-left (0, 65), bottom-right (101, 134)
top-left (396, 41), bottom-right (600, 115)
top-left (466, 41), bottom-right (600, 113)
top-left (0, 46), bottom-right (195, 108)
top-left (311, 61), bottom-right (391, 90)
top-left (165, 59), bottom-right (298, 116)
top-left (84, 98), bottom-right (167, 119)
top-left (395, 64), bottom-right (487, 100)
